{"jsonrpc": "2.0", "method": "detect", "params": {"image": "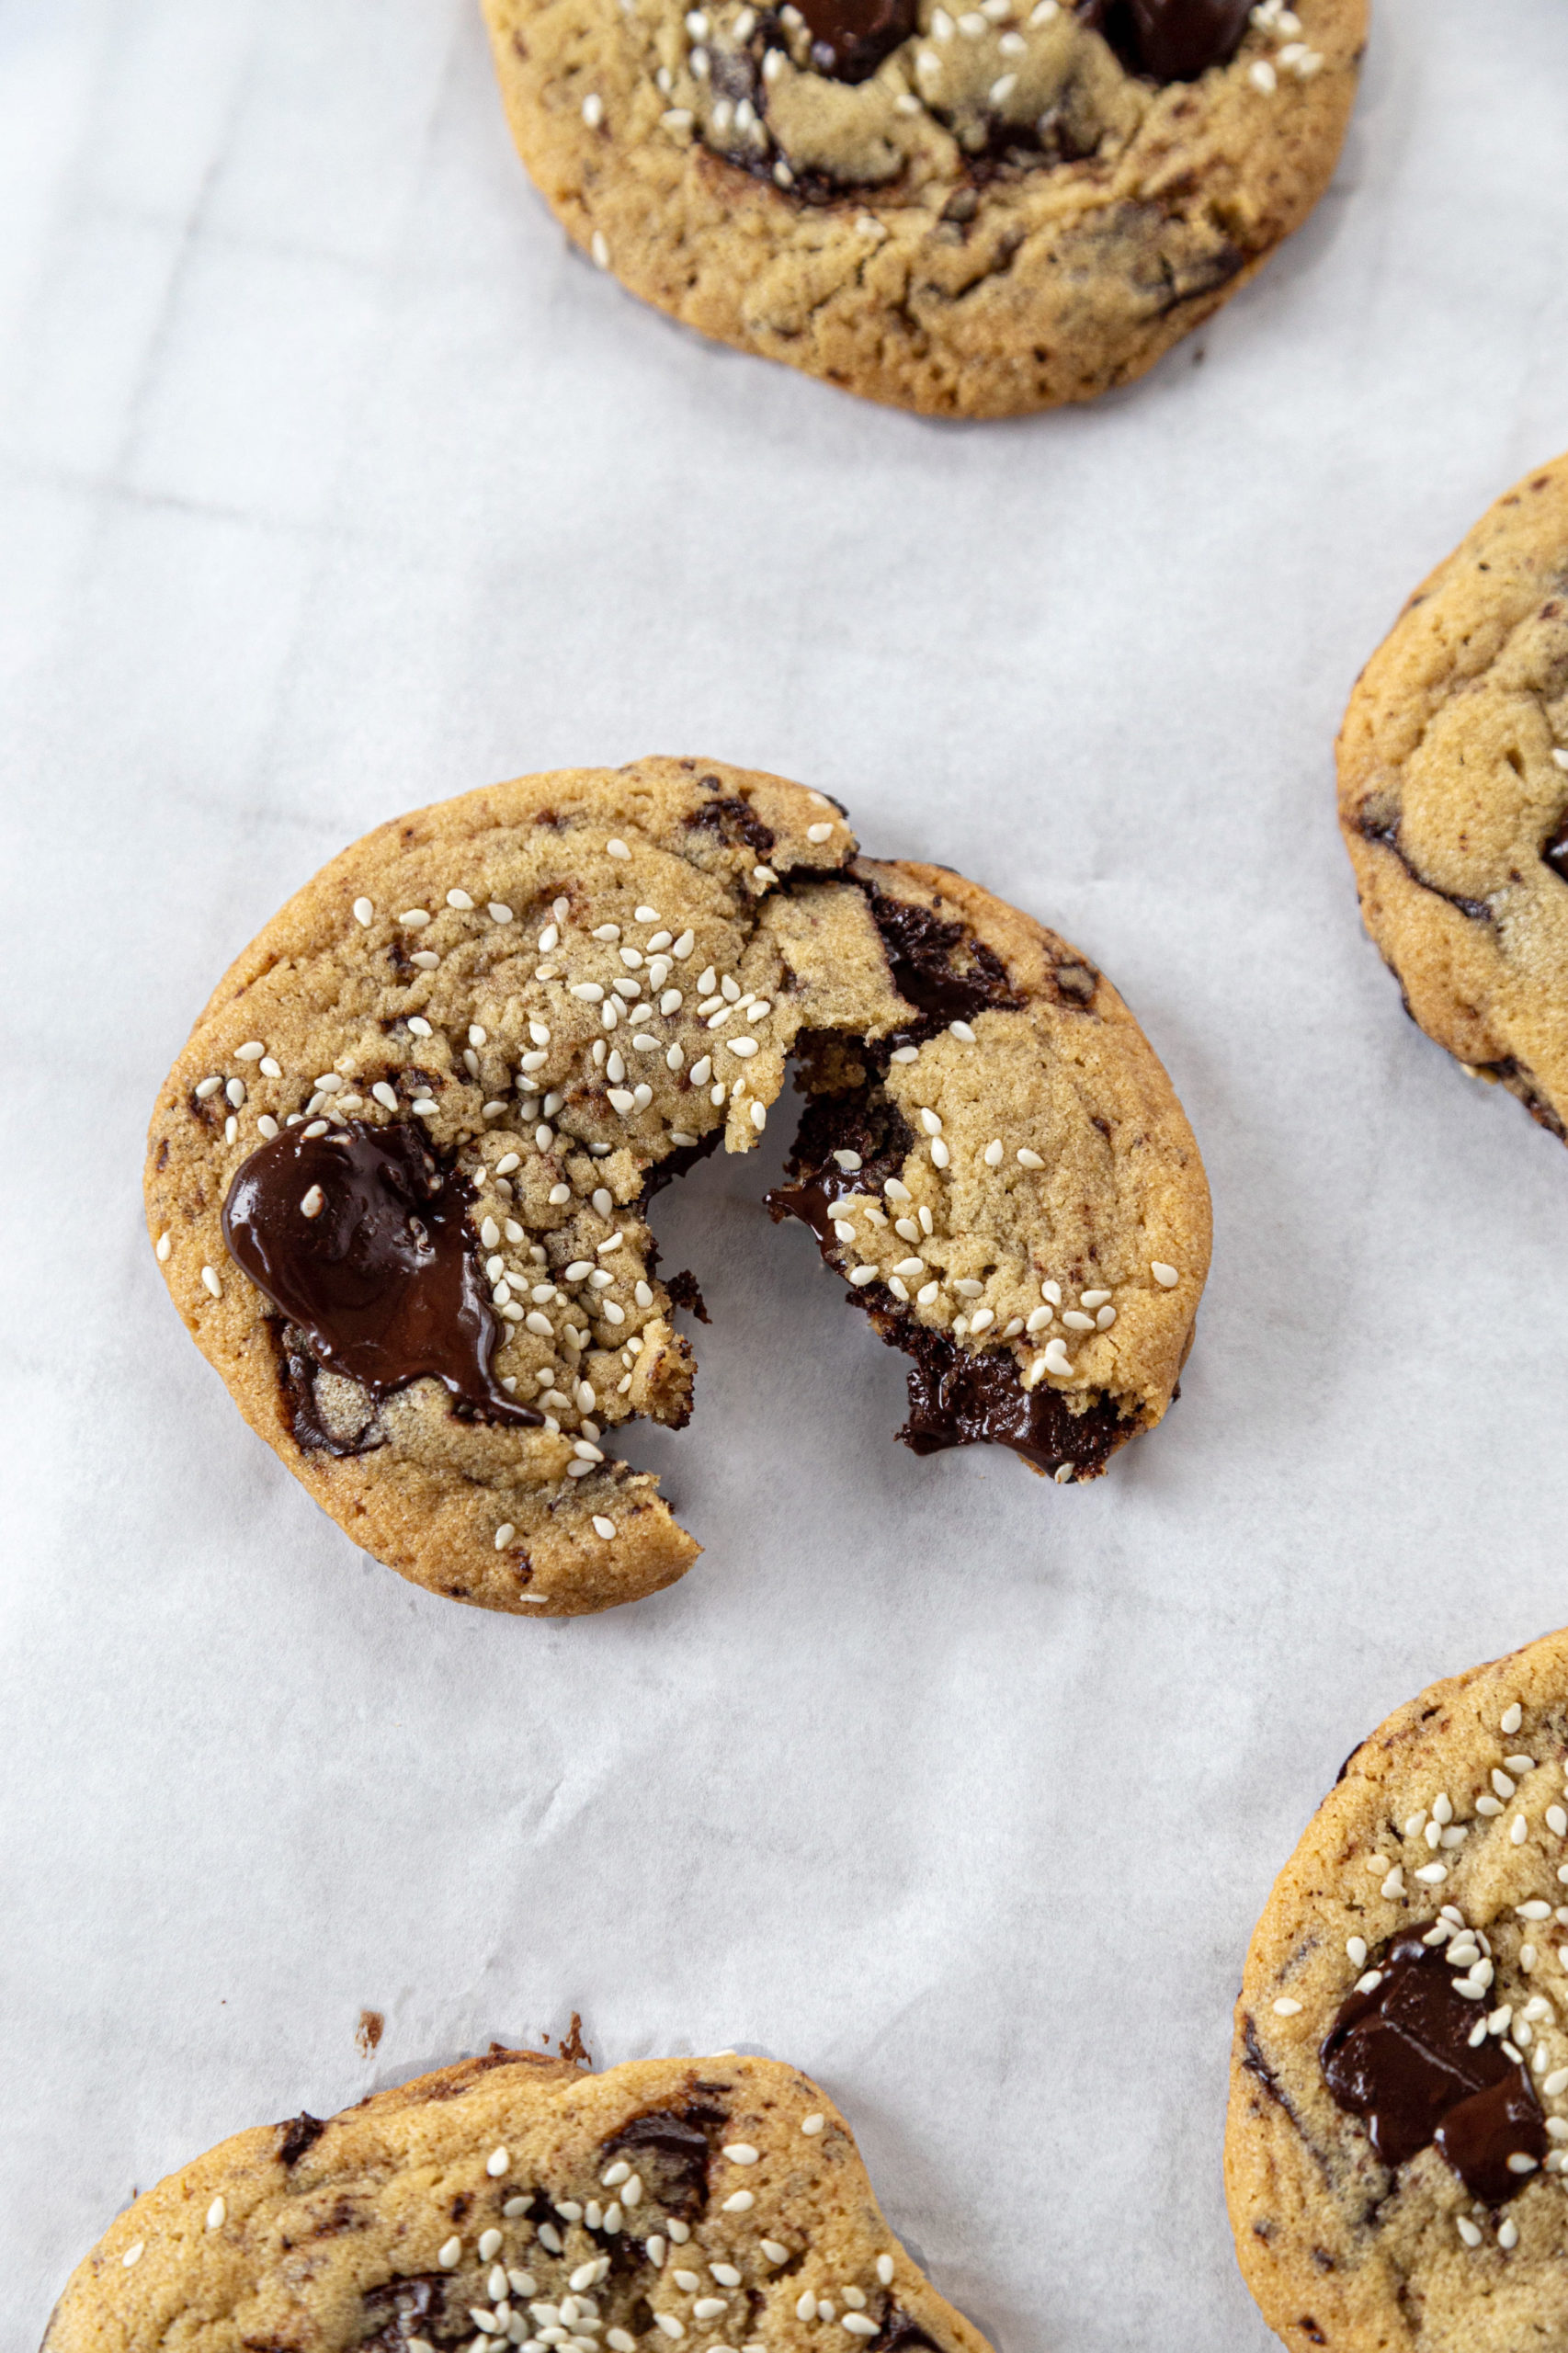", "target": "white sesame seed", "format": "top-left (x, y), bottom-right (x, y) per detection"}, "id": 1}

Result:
top-left (1508, 2153), bottom-right (1539, 2175)
top-left (1346, 1937), bottom-right (1368, 1967)
top-left (1381, 1868), bottom-right (1406, 1899)
top-left (1502, 1703), bottom-right (1524, 1733)
top-left (1151, 1261), bottom-right (1178, 1286)
top-left (693, 2301), bottom-right (726, 2321)
top-left (583, 91), bottom-right (604, 125)
top-left (1513, 1816), bottom-right (1530, 1846)
top-left (1415, 1862), bottom-right (1449, 1884)
top-left (201, 1265), bottom-right (222, 1298)
top-left (655, 2319), bottom-right (685, 2341)
top-left (494, 1523), bottom-right (516, 1550)
top-left (122, 2240), bottom-right (144, 2268)
top-left (723, 2143), bottom-right (759, 2165)
top-left (762, 2242), bottom-right (789, 2266)
top-left (592, 1515), bottom-right (615, 1539)
top-left (931, 1140), bottom-right (950, 1169)
top-left (1507, 1756), bottom-right (1537, 1775)
top-left (439, 2237), bottom-right (462, 2268)
top-left (806, 822), bottom-right (834, 843)
top-left (1495, 1769), bottom-right (1518, 1799)
top-left (801, 2113), bottom-right (824, 2135)
top-left (919, 1108), bottom-right (942, 1134)
top-left (1249, 56), bottom-right (1277, 90)
top-left (796, 2297), bottom-right (818, 2324)
top-left (1272, 1998), bottom-right (1302, 2017)
top-left (195, 1074), bottom-right (223, 1099)
top-left (1457, 2216), bottom-right (1483, 2247)
top-left (206, 2197), bottom-right (226, 2230)
top-left (722, 2190), bottom-right (754, 2211)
